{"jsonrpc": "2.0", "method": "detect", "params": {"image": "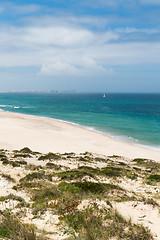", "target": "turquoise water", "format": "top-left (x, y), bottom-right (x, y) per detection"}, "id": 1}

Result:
top-left (0, 93), bottom-right (159, 149)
